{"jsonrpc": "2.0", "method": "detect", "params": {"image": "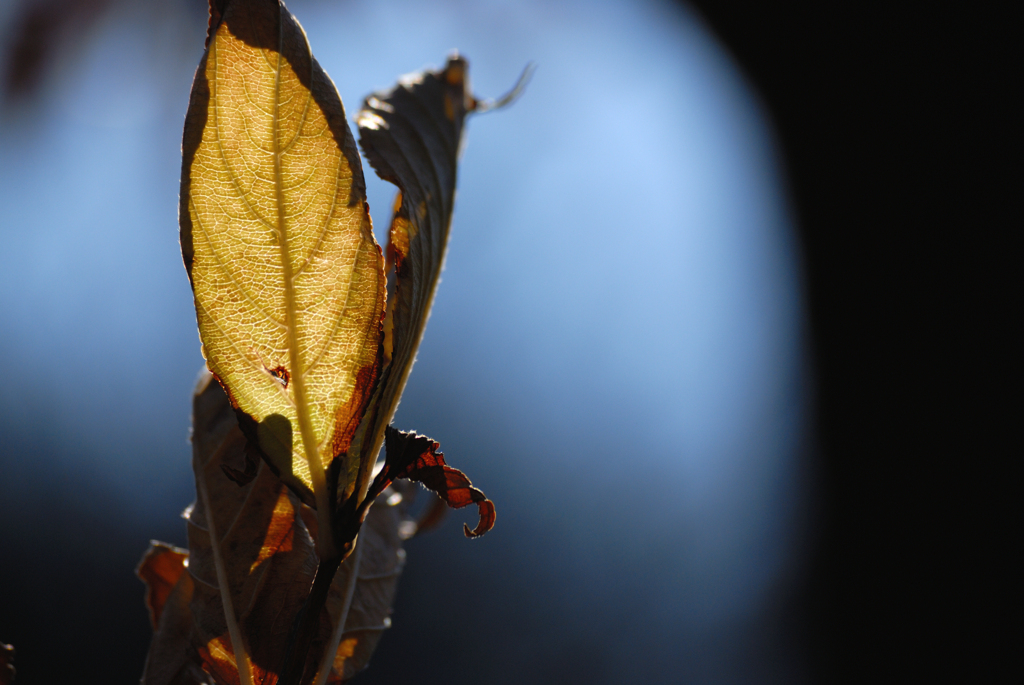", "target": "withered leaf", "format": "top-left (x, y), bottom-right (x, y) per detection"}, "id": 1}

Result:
top-left (366, 427), bottom-right (495, 538)
top-left (138, 555), bottom-right (207, 685)
top-left (186, 371), bottom-right (319, 685)
top-left (315, 481), bottom-right (412, 683)
top-left (181, 0), bottom-right (386, 536)
top-left (138, 370), bottom-right (411, 685)
top-left (342, 56), bottom-right (484, 511)
top-left (137, 542), bottom-right (190, 630)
